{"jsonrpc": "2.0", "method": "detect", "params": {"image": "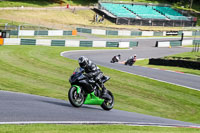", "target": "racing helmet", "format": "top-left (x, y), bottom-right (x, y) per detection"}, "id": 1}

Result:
top-left (78, 56), bottom-right (89, 68)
